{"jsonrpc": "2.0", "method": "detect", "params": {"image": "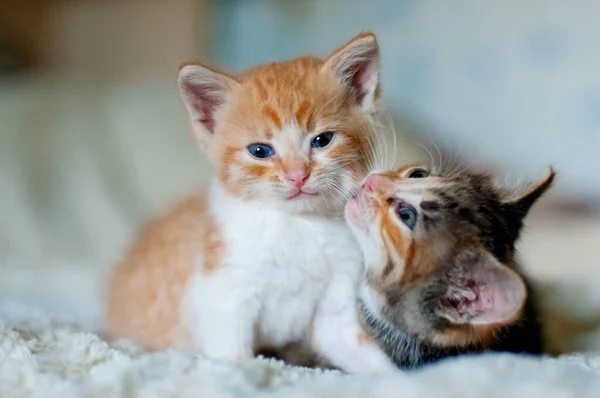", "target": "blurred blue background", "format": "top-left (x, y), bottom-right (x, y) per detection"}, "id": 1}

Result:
top-left (0, 1), bottom-right (598, 291)
top-left (212, 0), bottom-right (600, 202)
